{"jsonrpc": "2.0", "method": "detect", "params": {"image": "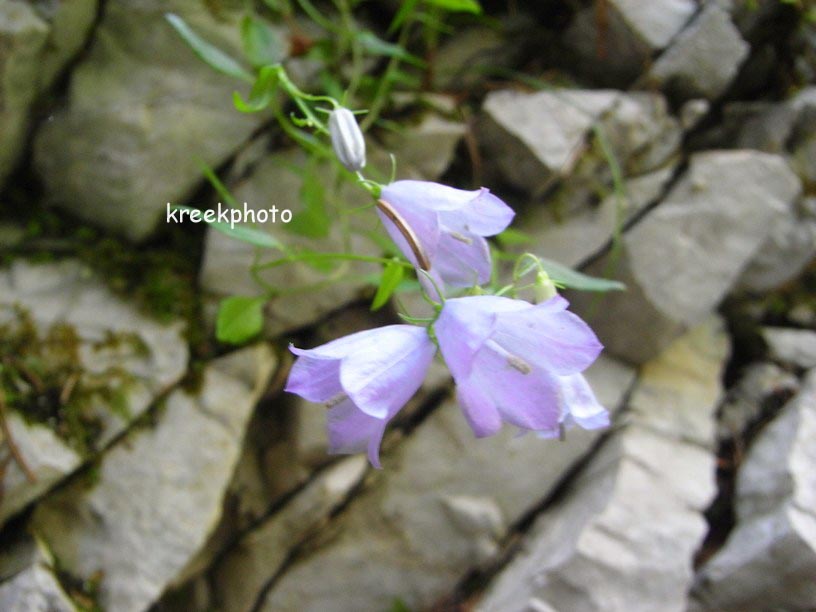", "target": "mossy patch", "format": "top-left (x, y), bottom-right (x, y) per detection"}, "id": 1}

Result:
top-left (0, 306), bottom-right (141, 457)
